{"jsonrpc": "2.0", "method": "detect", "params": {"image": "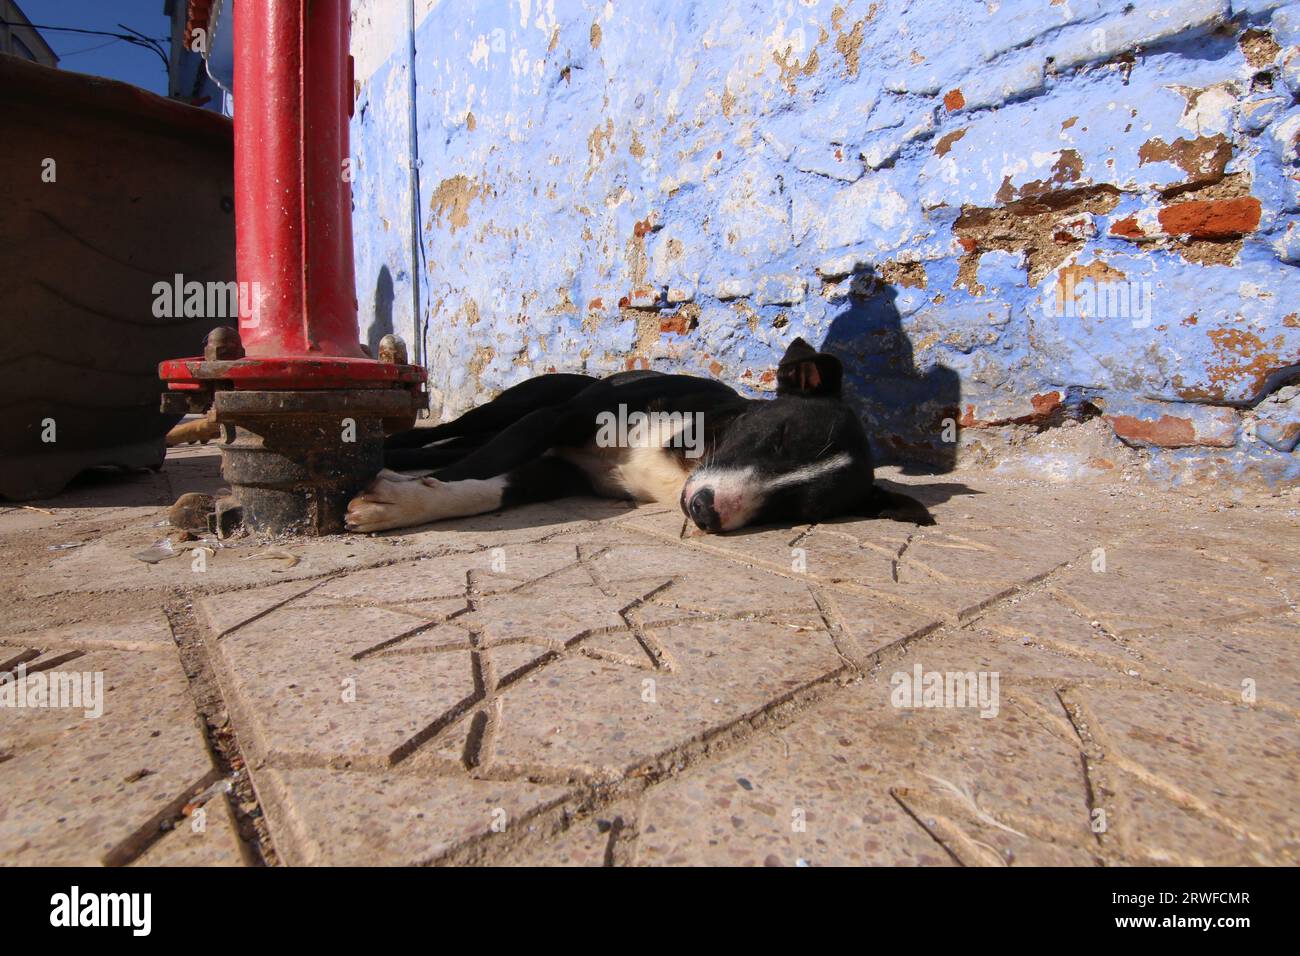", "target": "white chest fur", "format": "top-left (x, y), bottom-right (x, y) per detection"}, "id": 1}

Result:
top-left (556, 441), bottom-right (693, 504)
